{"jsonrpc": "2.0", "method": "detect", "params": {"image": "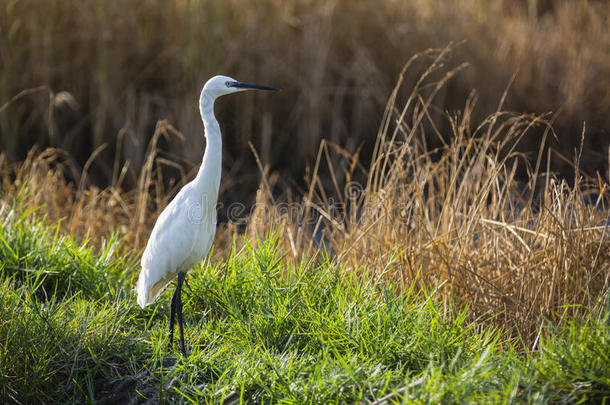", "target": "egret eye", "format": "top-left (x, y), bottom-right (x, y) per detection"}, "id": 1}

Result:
top-left (225, 81), bottom-right (232, 88)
